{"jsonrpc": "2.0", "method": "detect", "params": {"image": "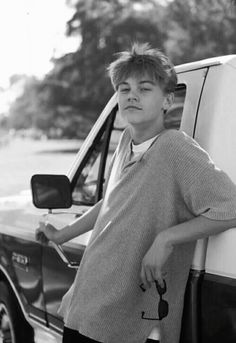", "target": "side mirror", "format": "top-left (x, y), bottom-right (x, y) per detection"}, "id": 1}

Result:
top-left (31, 174), bottom-right (72, 209)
